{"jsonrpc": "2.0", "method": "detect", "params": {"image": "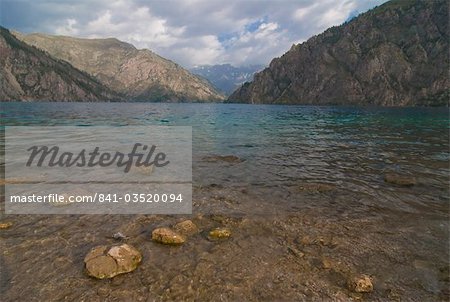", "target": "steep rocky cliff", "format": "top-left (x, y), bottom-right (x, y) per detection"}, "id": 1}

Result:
top-left (15, 32), bottom-right (224, 102)
top-left (0, 27), bottom-right (119, 102)
top-left (228, 0), bottom-right (449, 106)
